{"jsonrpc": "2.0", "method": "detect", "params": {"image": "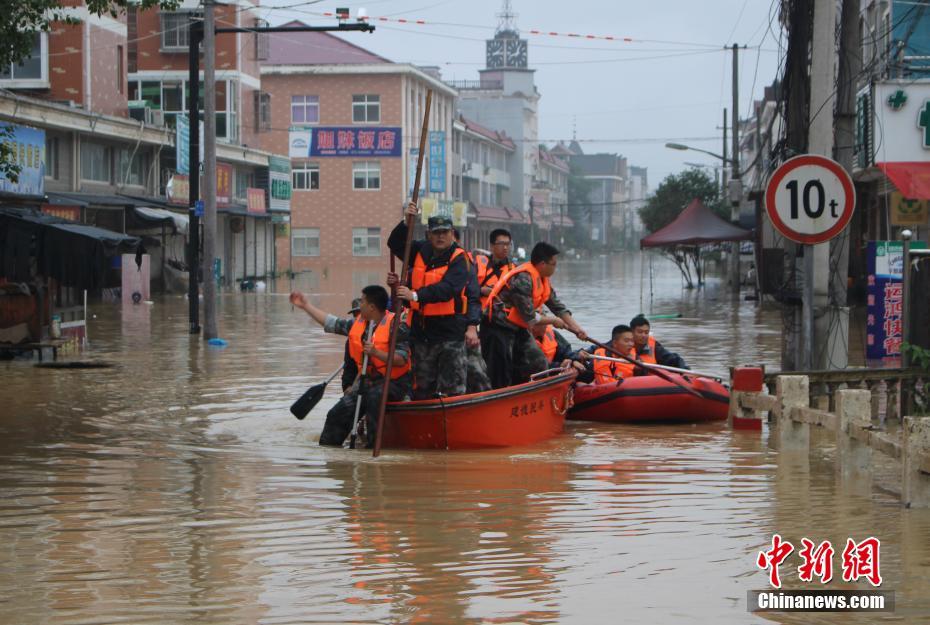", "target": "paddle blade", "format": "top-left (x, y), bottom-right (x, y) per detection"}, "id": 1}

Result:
top-left (290, 382), bottom-right (327, 420)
